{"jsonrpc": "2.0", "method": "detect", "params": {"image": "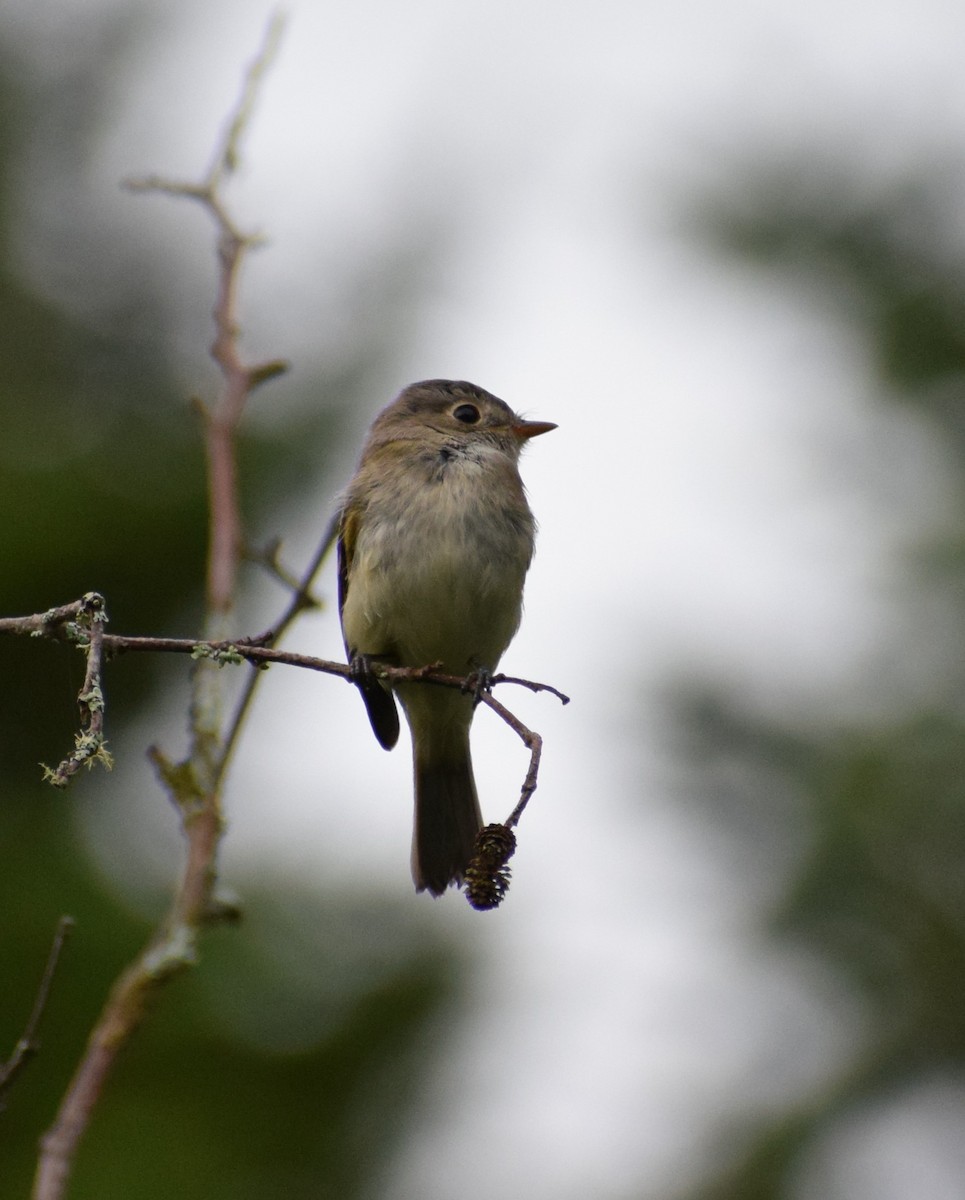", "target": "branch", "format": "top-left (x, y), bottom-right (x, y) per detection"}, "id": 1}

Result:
top-left (0, 918), bottom-right (74, 1112)
top-left (1, 606), bottom-right (569, 824)
top-left (463, 687), bottom-right (550, 911)
top-left (19, 6), bottom-right (566, 1189)
top-left (33, 16), bottom-right (289, 1200)
top-left (215, 510), bottom-right (340, 776)
top-left (41, 594), bottom-right (112, 788)
top-left (0, 592), bottom-right (113, 787)
top-left (0, 595), bottom-right (100, 637)
top-left (2, 598), bottom-right (568, 914)
top-left (124, 10), bottom-right (288, 619)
